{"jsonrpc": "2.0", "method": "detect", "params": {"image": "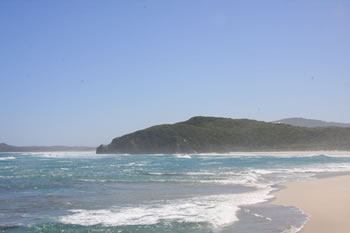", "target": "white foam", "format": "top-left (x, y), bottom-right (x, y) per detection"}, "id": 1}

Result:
top-left (148, 172), bottom-right (183, 176)
top-left (186, 171), bottom-right (216, 176)
top-left (60, 188), bottom-right (273, 228)
top-left (281, 225), bottom-right (304, 233)
top-left (187, 162), bottom-right (350, 188)
top-left (124, 162), bottom-right (149, 167)
top-left (195, 170), bottom-right (273, 189)
top-left (23, 151), bottom-right (104, 158)
top-left (148, 172), bottom-right (165, 176)
top-left (176, 155), bottom-right (192, 159)
top-left (251, 213), bottom-right (272, 221)
top-left (260, 163), bottom-right (350, 176)
top-left (0, 156), bottom-right (16, 161)
top-left (200, 162), bottom-right (222, 165)
top-left (175, 154), bottom-right (192, 159)
top-left (281, 208), bottom-right (309, 233)
top-left (78, 179), bottom-right (108, 182)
